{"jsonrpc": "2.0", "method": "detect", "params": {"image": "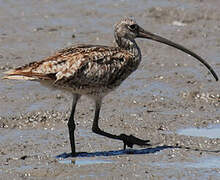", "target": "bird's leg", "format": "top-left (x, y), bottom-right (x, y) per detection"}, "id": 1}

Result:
top-left (92, 99), bottom-right (150, 150)
top-left (68, 94), bottom-right (80, 157)
top-left (92, 99), bottom-right (102, 133)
